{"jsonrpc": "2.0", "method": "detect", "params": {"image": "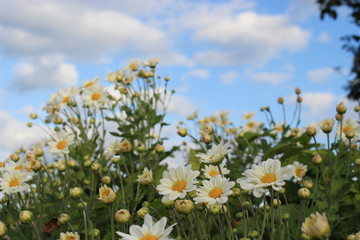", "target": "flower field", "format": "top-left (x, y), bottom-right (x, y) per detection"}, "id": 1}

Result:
top-left (0, 59), bottom-right (360, 240)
